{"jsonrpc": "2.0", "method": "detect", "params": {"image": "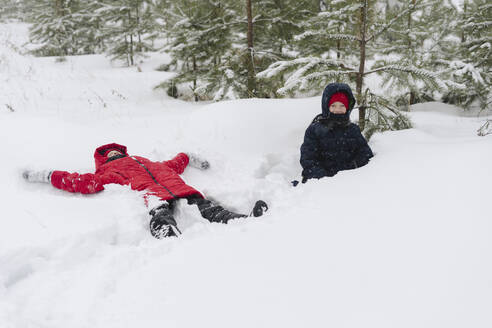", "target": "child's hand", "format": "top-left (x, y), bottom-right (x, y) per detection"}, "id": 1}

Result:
top-left (187, 153), bottom-right (210, 170)
top-left (22, 170), bottom-right (52, 183)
